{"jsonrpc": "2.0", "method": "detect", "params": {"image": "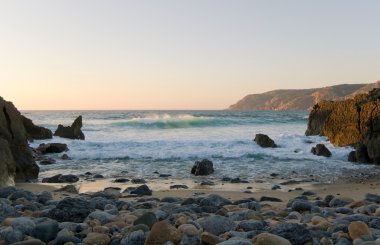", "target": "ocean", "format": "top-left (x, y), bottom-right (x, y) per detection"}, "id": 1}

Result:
top-left (22, 110), bottom-right (375, 183)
